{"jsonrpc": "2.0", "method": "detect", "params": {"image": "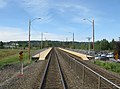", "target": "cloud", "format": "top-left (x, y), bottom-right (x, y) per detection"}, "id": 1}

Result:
top-left (18, 0), bottom-right (91, 24)
top-left (0, 26), bottom-right (68, 42)
top-left (31, 32), bottom-right (67, 41)
top-left (56, 3), bottom-right (90, 13)
top-left (53, 3), bottom-right (92, 24)
top-left (43, 33), bottom-right (66, 41)
top-left (19, 0), bottom-right (51, 23)
top-left (0, 27), bottom-right (28, 41)
top-left (0, 0), bottom-right (7, 9)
